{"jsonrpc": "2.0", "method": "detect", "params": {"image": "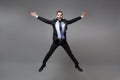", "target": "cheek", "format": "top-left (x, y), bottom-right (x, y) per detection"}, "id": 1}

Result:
top-left (57, 15), bottom-right (60, 17)
top-left (59, 16), bottom-right (62, 18)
